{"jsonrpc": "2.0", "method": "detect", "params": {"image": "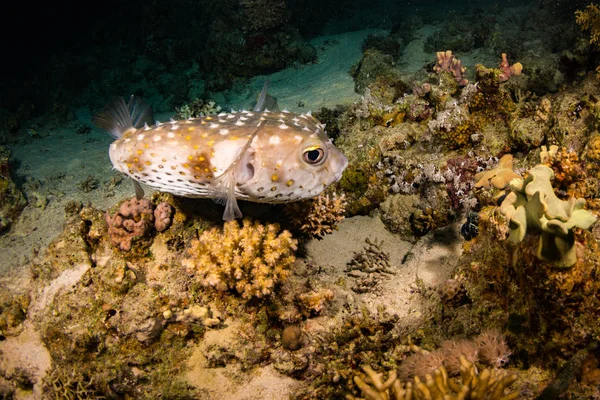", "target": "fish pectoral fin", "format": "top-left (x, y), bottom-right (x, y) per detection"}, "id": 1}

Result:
top-left (212, 171), bottom-right (242, 221)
